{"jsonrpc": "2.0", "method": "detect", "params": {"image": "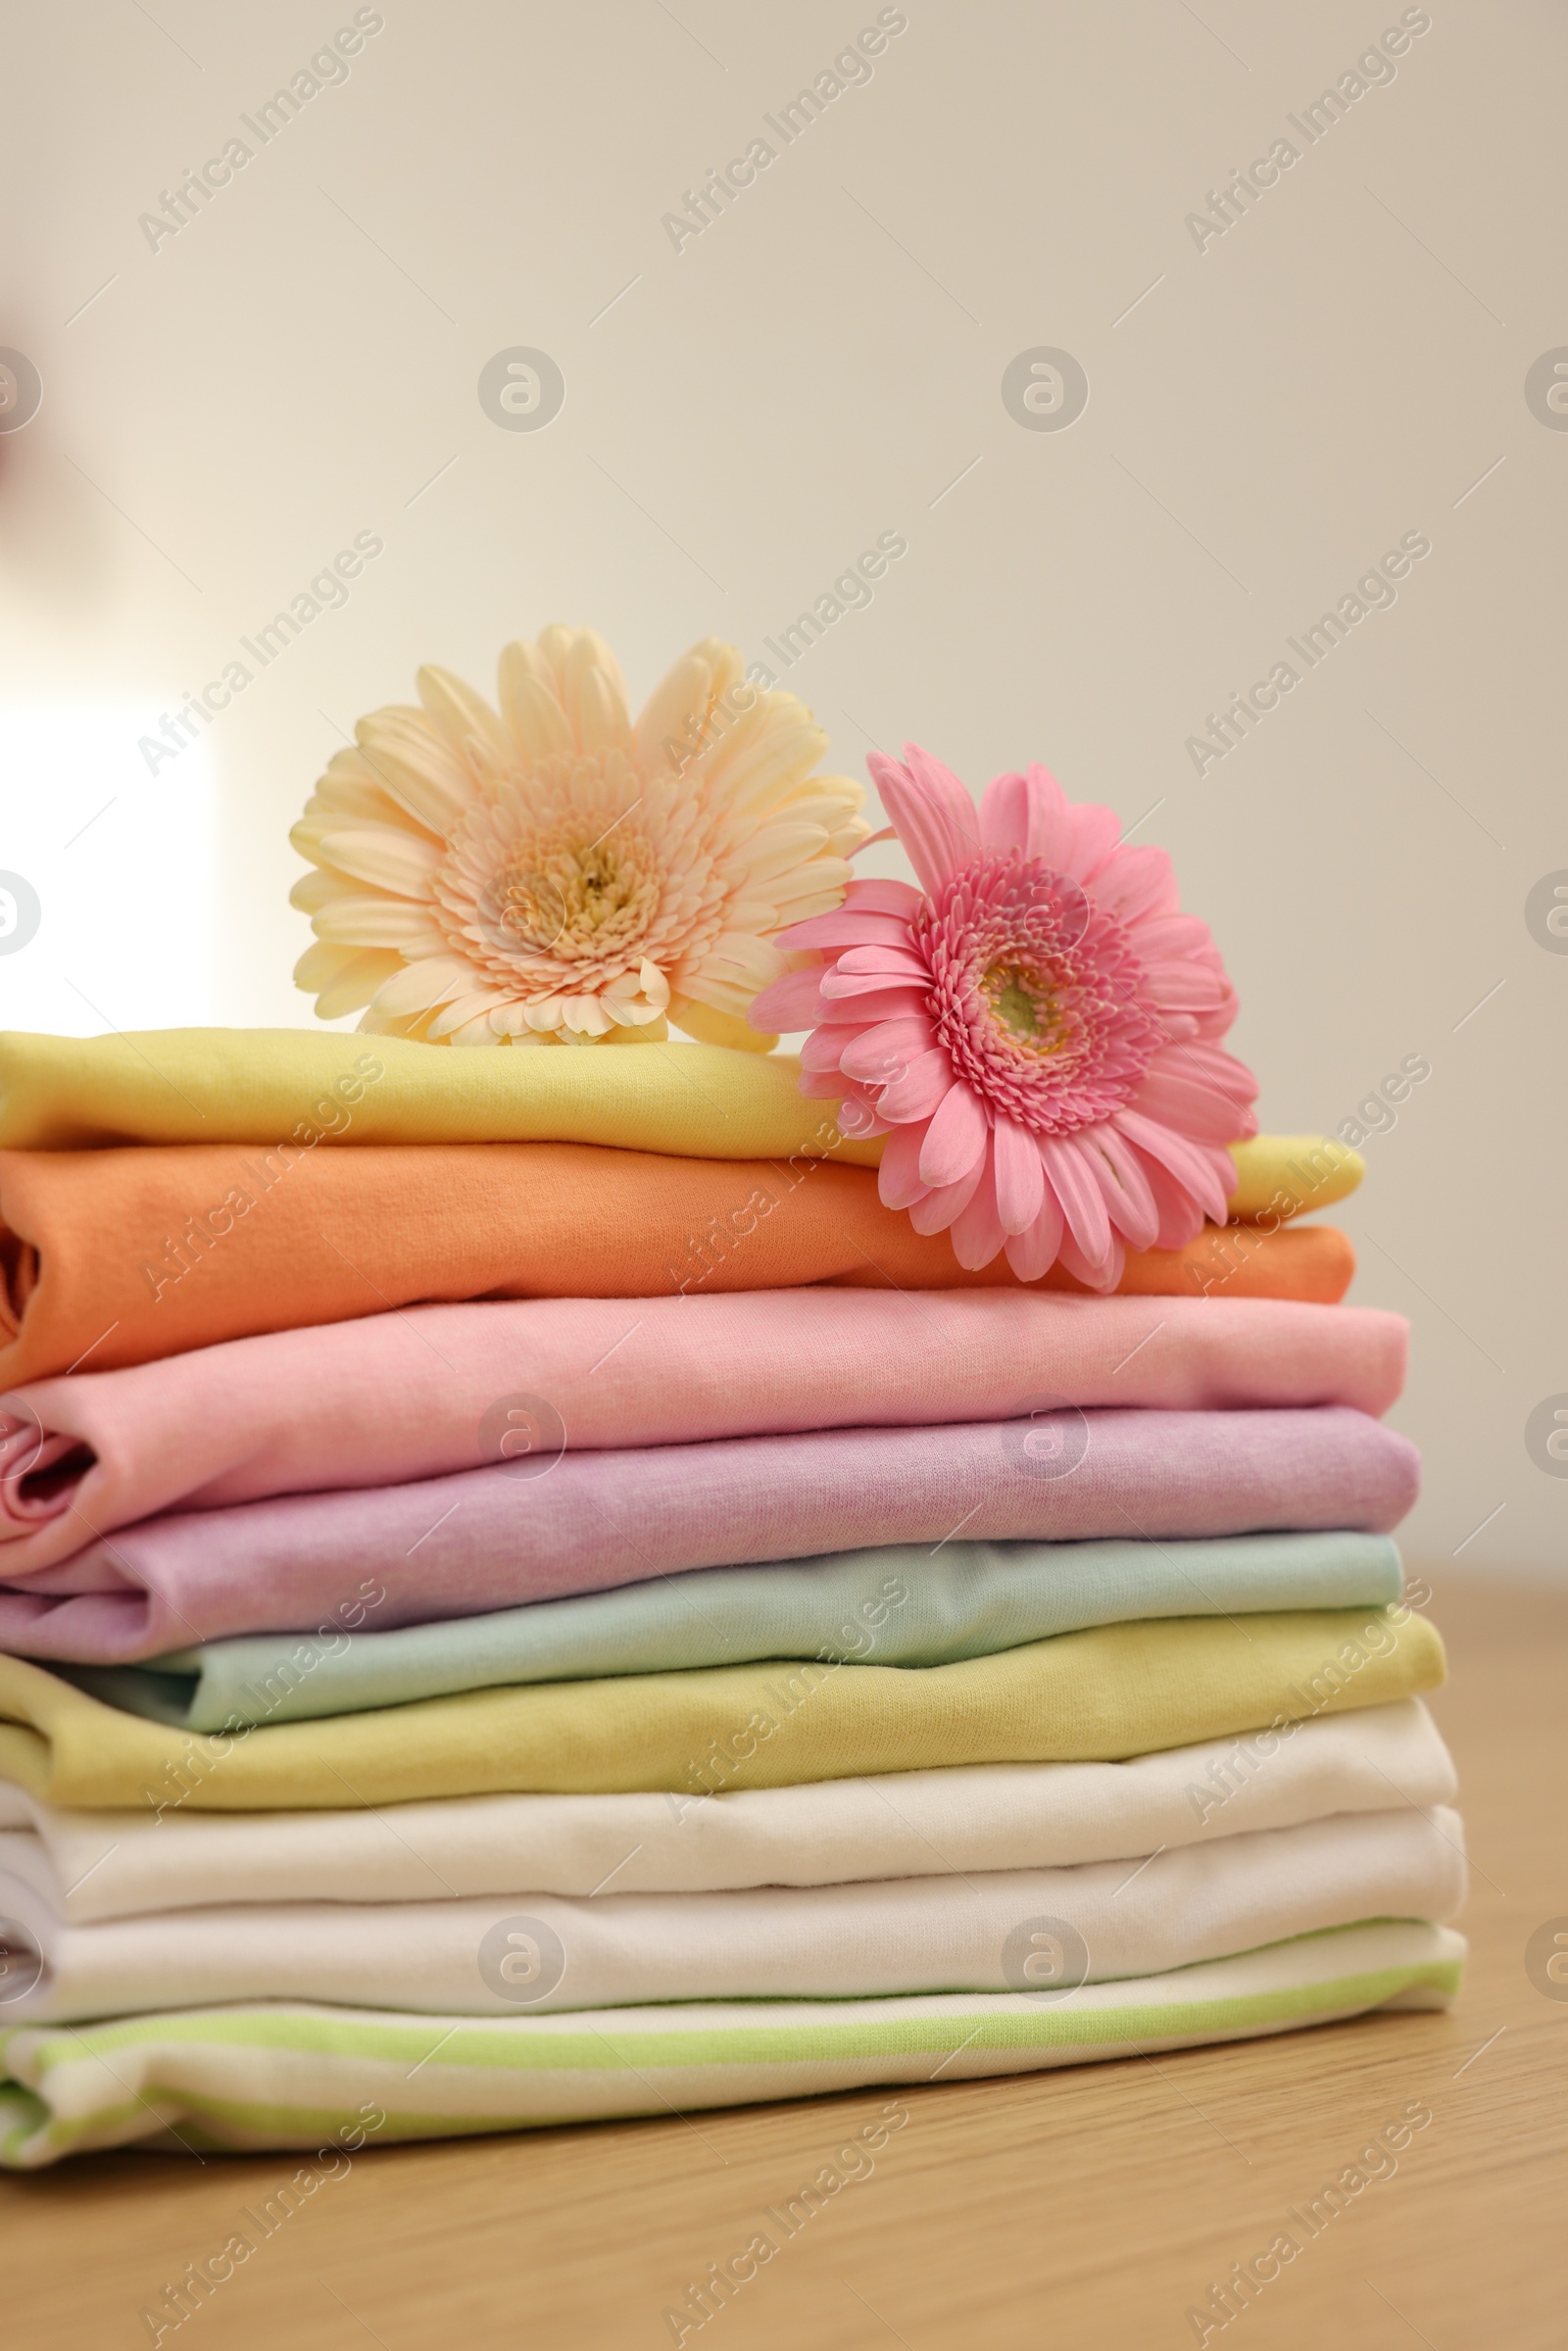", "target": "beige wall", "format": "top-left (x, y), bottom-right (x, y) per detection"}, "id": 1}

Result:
top-left (2, 0), bottom-right (1563, 1570)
